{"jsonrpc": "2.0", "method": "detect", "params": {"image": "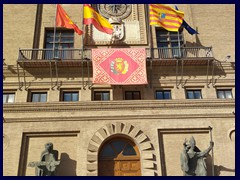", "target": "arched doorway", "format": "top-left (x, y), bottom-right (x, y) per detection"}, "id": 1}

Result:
top-left (98, 137), bottom-right (141, 176)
